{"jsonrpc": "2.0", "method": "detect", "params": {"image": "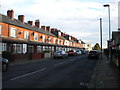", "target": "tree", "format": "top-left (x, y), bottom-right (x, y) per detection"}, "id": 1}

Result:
top-left (93, 43), bottom-right (101, 50)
